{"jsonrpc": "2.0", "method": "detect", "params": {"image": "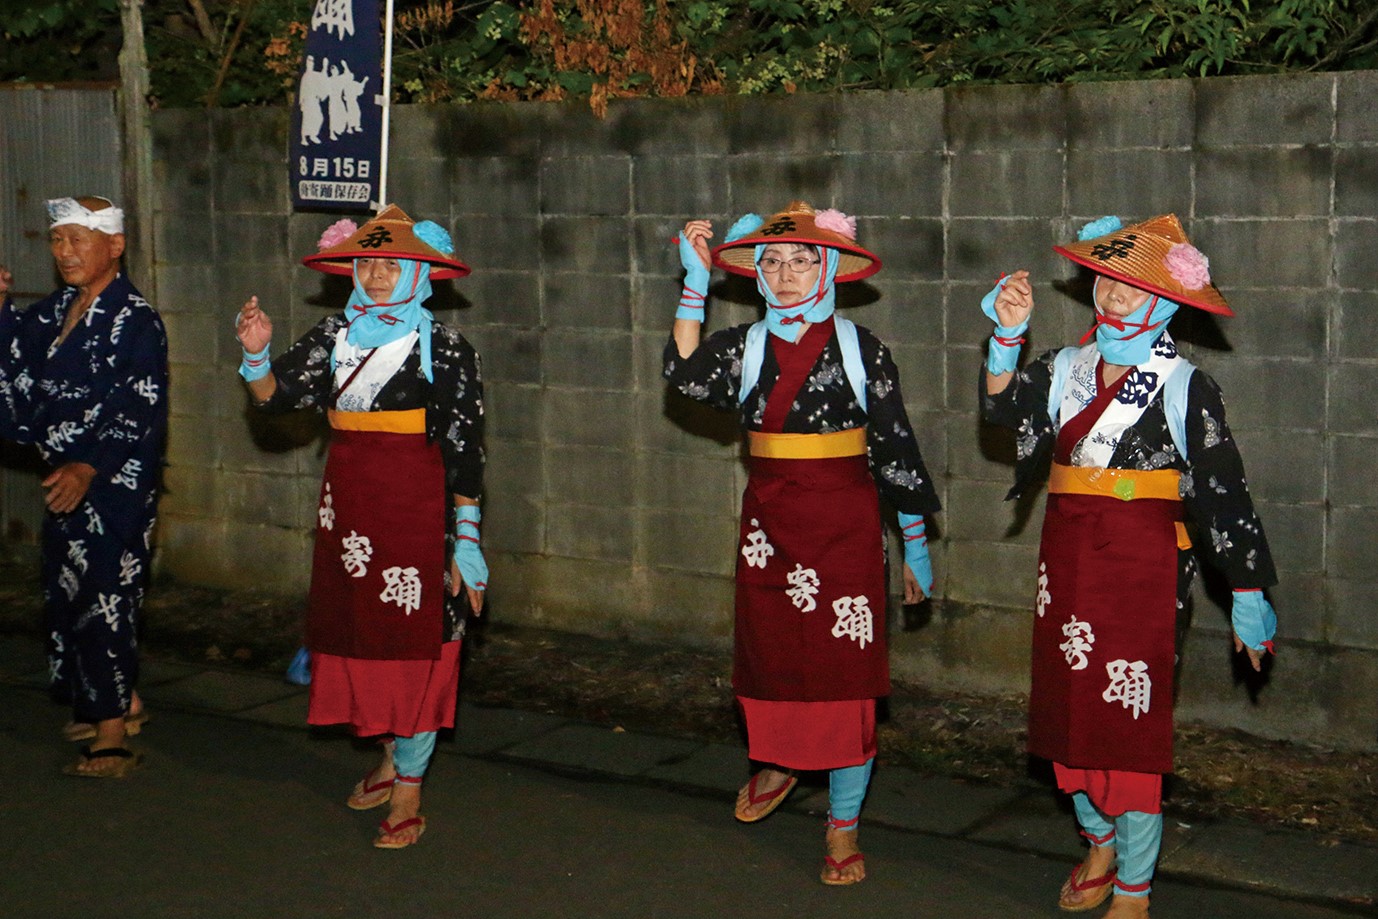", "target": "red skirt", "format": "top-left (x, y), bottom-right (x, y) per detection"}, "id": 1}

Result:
top-left (738, 697), bottom-right (877, 771)
top-left (733, 454), bottom-right (889, 701)
top-left (306, 428), bottom-right (447, 660)
top-left (308, 640), bottom-right (461, 737)
top-left (1028, 492), bottom-right (1180, 773)
top-left (1054, 764), bottom-right (1163, 816)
